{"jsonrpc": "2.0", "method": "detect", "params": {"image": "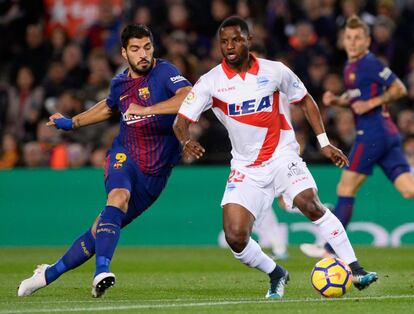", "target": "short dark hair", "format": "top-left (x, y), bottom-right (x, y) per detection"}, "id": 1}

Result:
top-left (121, 24), bottom-right (154, 48)
top-left (218, 16), bottom-right (250, 36)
